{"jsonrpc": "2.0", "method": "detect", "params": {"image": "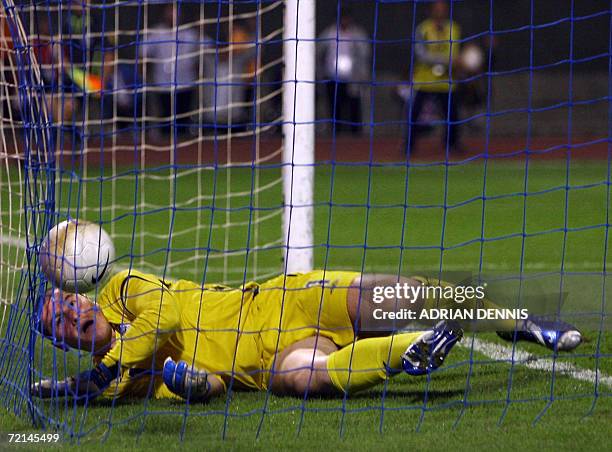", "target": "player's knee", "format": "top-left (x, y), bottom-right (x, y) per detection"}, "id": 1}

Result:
top-left (283, 368), bottom-right (316, 395)
top-left (274, 350), bottom-right (332, 396)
